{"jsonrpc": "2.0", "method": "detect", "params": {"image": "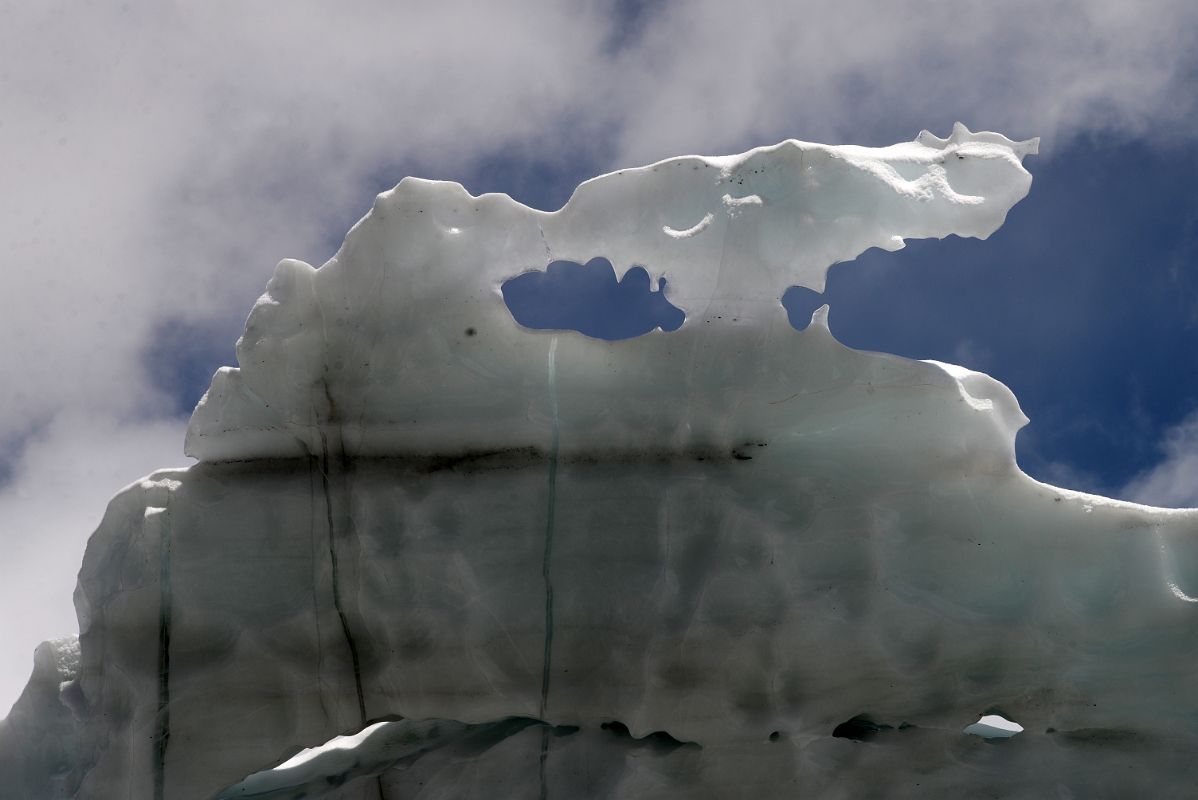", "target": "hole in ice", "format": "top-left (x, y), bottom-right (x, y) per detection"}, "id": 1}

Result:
top-left (502, 257), bottom-right (685, 340)
top-left (831, 715), bottom-right (893, 742)
top-left (600, 720), bottom-right (700, 752)
top-left (781, 286), bottom-right (826, 331)
top-left (963, 713), bottom-right (1023, 739)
